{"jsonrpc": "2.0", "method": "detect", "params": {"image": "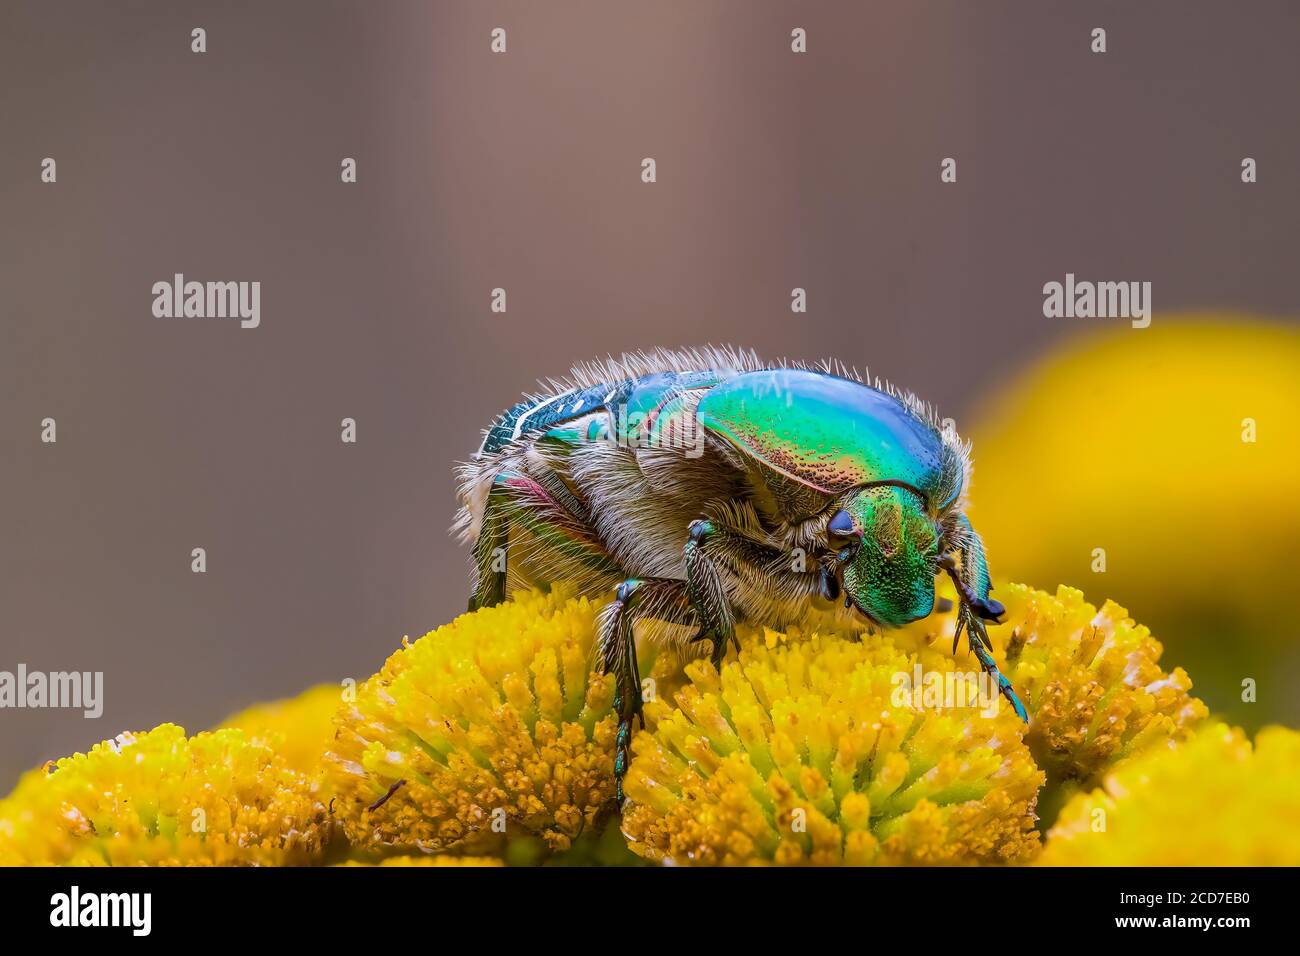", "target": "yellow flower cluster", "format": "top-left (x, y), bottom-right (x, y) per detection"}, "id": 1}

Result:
top-left (885, 582), bottom-right (1208, 790)
top-left (1000, 585), bottom-right (1207, 782)
top-left (621, 630), bottom-right (1044, 865)
top-left (0, 581), bottom-right (1272, 868)
top-left (218, 683), bottom-right (343, 777)
top-left (327, 586), bottom-right (618, 855)
top-left (1040, 723), bottom-right (1300, 865)
top-left (620, 579), bottom-right (1214, 864)
top-left (0, 724), bottom-right (330, 866)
